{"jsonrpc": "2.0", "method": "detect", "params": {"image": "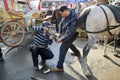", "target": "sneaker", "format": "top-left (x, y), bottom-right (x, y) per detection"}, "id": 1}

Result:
top-left (34, 66), bottom-right (39, 71)
top-left (71, 53), bottom-right (81, 57)
top-left (50, 67), bottom-right (63, 72)
top-left (0, 57), bottom-right (3, 61)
